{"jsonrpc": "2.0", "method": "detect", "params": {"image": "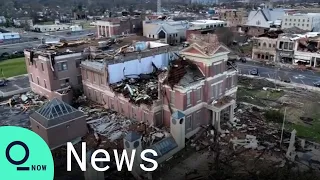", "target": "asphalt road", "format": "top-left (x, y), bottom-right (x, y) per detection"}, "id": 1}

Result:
top-left (237, 61), bottom-right (320, 87)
